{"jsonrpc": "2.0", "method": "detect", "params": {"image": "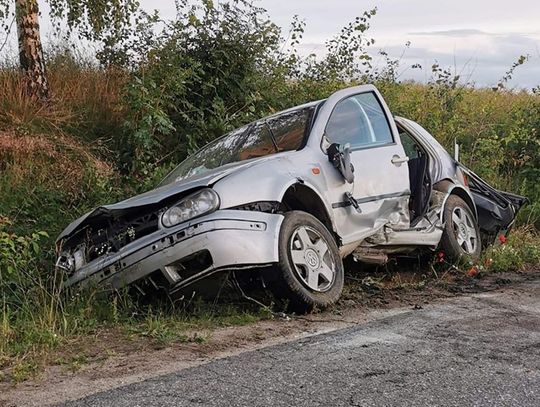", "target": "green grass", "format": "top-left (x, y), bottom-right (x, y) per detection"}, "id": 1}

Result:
top-left (0, 289), bottom-right (269, 382)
